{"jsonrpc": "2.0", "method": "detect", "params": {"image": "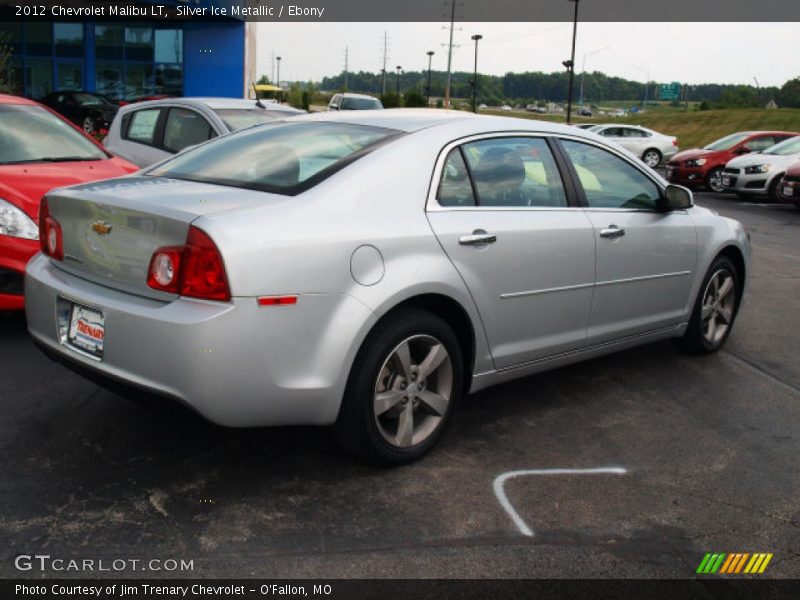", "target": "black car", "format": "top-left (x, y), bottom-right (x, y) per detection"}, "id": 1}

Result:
top-left (39, 91), bottom-right (119, 136)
